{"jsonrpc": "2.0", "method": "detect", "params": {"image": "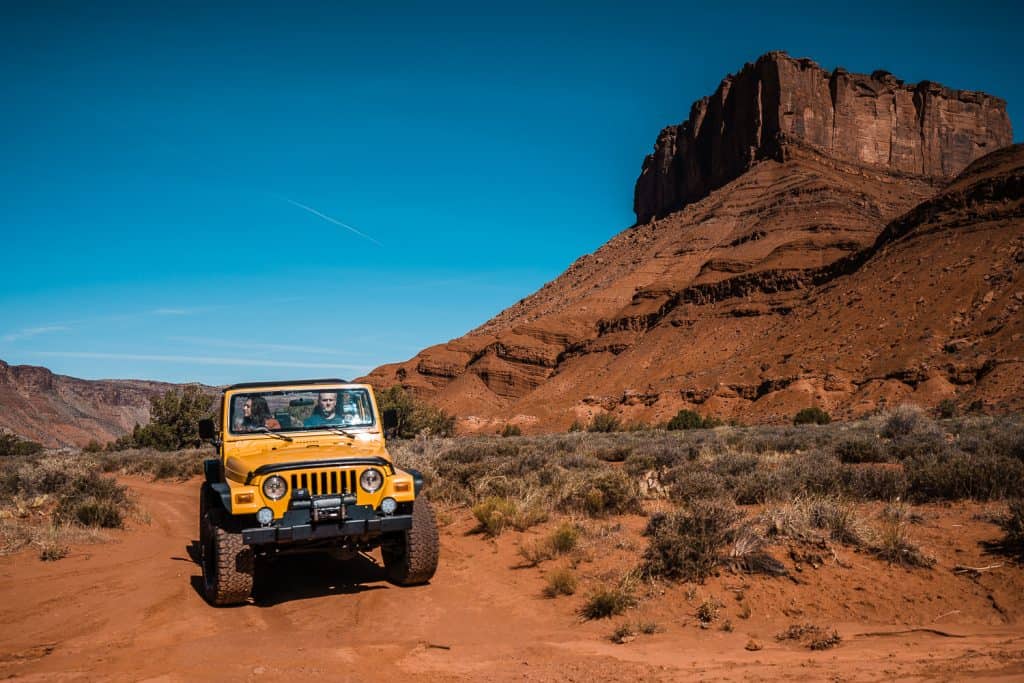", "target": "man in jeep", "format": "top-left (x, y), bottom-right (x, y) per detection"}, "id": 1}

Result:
top-left (303, 391), bottom-right (344, 427)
